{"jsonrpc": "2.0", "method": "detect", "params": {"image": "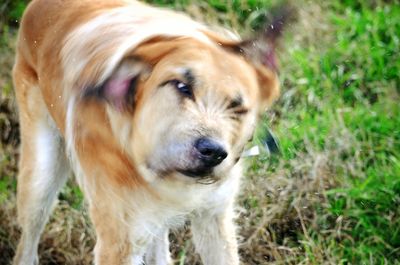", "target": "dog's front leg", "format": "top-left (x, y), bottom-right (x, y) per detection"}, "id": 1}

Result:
top-left (90, 206), bottom-right (133, 265)
top-left (191, 204), bottom-right (239, 265)
top-left (145, 227), bottom-right (172, 265)
top-left (89, 201), bottom-right (149, 265)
